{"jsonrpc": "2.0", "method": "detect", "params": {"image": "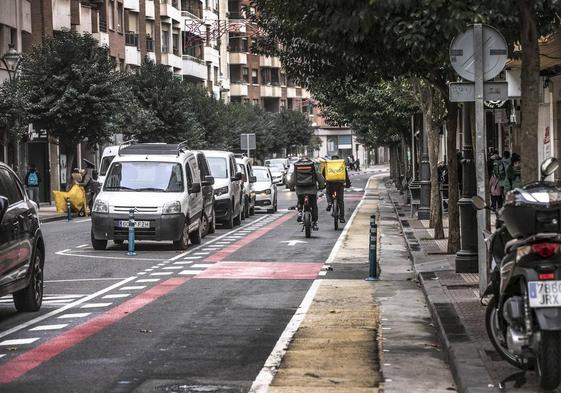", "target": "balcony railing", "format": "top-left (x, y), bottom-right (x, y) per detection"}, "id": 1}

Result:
top-left (125, 32), bottom-right (139, 47)
top-left (99, 19), bottom-right (107, 33)
top-left (146, 38), bottom-right (155, 52)
top-left (161, 0), bottom-right (178, 7)
top-left (182, 54), bottom-right (205, 64)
